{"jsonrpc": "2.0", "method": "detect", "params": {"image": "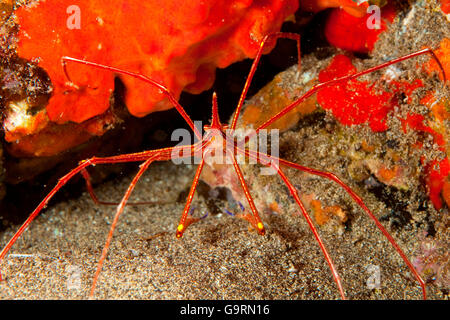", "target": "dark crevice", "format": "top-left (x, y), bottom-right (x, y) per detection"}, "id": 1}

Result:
top-left (364, 175), bottom-right (413, 230)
